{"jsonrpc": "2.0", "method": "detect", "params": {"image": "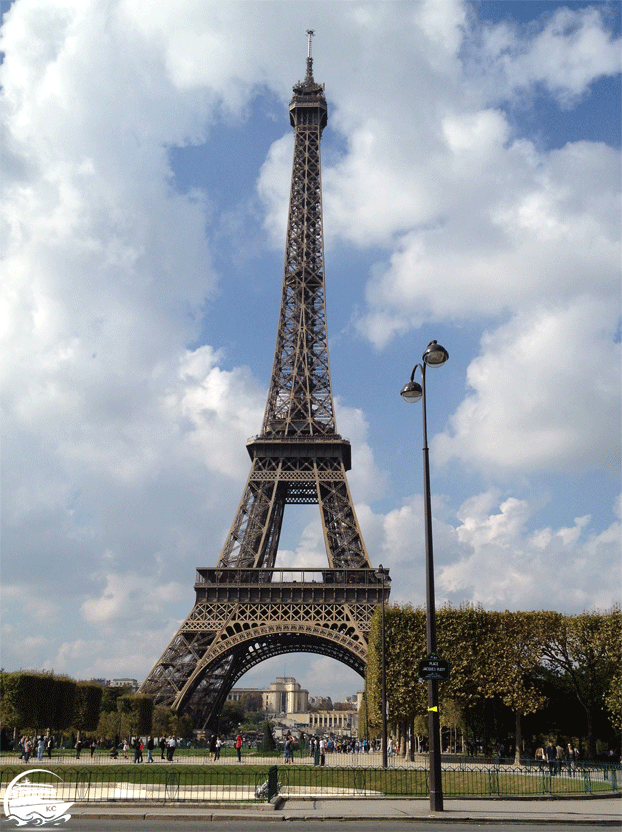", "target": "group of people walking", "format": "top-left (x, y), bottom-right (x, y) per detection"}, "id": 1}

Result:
top-left (535, 740), bottom-right (580, 774)
top-left (114, 736), bottom-right (178, 762)
top-left (17, 735), bottom-right (51, 762)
